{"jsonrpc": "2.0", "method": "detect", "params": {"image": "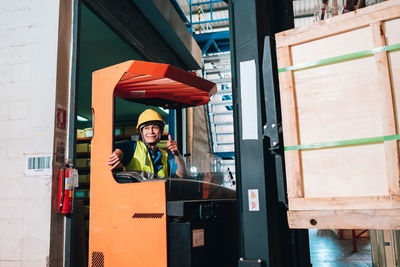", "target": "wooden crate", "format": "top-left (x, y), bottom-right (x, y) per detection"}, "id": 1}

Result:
top-left (276, 0), bottom-right (400, 229)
